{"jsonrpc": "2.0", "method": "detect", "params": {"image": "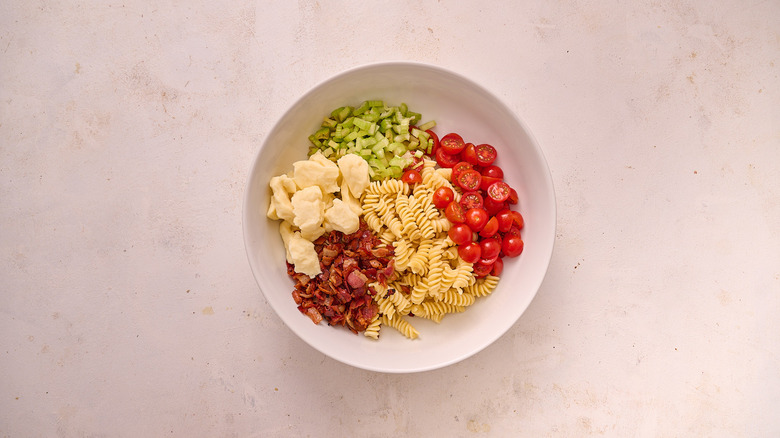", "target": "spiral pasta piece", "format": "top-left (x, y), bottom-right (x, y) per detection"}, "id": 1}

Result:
top-left (465, 275), bottom-right (500, 297)
top-left (381, 315), bottom-right (419, 340)
top-left (363, 314), bottom-right (381, 339)
top-left (439, 289), bottom-right (476, 307)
